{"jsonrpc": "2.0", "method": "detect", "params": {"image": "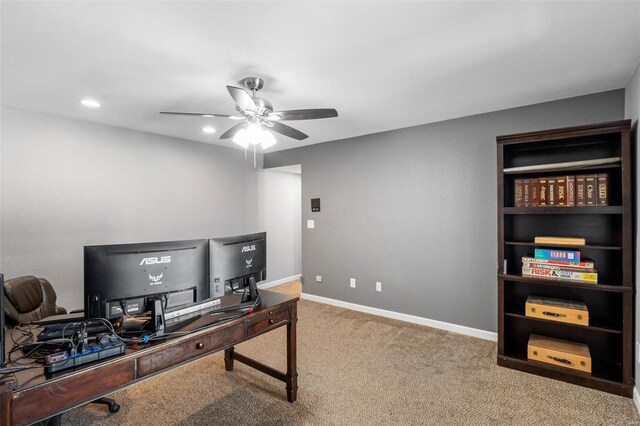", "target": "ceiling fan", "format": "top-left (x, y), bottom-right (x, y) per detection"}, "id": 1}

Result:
top-left (160, 77), bottom-right (338, 150)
